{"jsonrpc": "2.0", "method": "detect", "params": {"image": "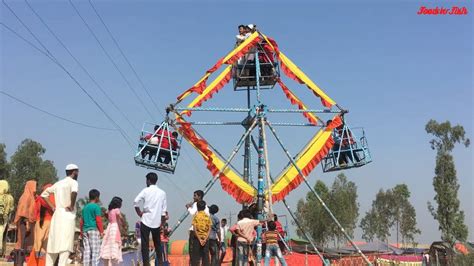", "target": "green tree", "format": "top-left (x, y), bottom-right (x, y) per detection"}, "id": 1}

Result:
top-left (0, 144), bottom-right (9, 179)
top-left (120, 213), bottom-right (130, 236)
top-left (296, 174), bottom-right (359, 248)
top-left (76, 196), bottom-right (90, 227)
top-left (400, 203), bottom-right (420, 246)
top-left (361, 185), bottom-right (420, 245)
top-left (360, 189), bottom-right (393, 242)
top-left (8, 139), bottom-right (58, 201)
top-left (328, 173), bottom-right (359, 247)
top-left (360, 209), bottom-right (378, 242)
top-left (425, 120), bottom-right (470, 244)
top-left (295, 180), bottom-right (331, 246)
top-left (391, 184), bottom-right (420, 246)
